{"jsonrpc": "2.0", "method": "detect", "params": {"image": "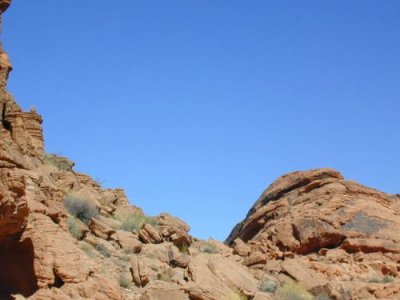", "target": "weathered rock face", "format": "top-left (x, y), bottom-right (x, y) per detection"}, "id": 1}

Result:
top-left (0, 2), bottom-right (44, 165)
top-left (0, 5), bottom-right (264, 300)
top-left (226, 168), bottom-right (400, 299)
top-left (0, 0), bottom-right (11, 14)
top-left (1, 1), bottom-right (399, 299)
